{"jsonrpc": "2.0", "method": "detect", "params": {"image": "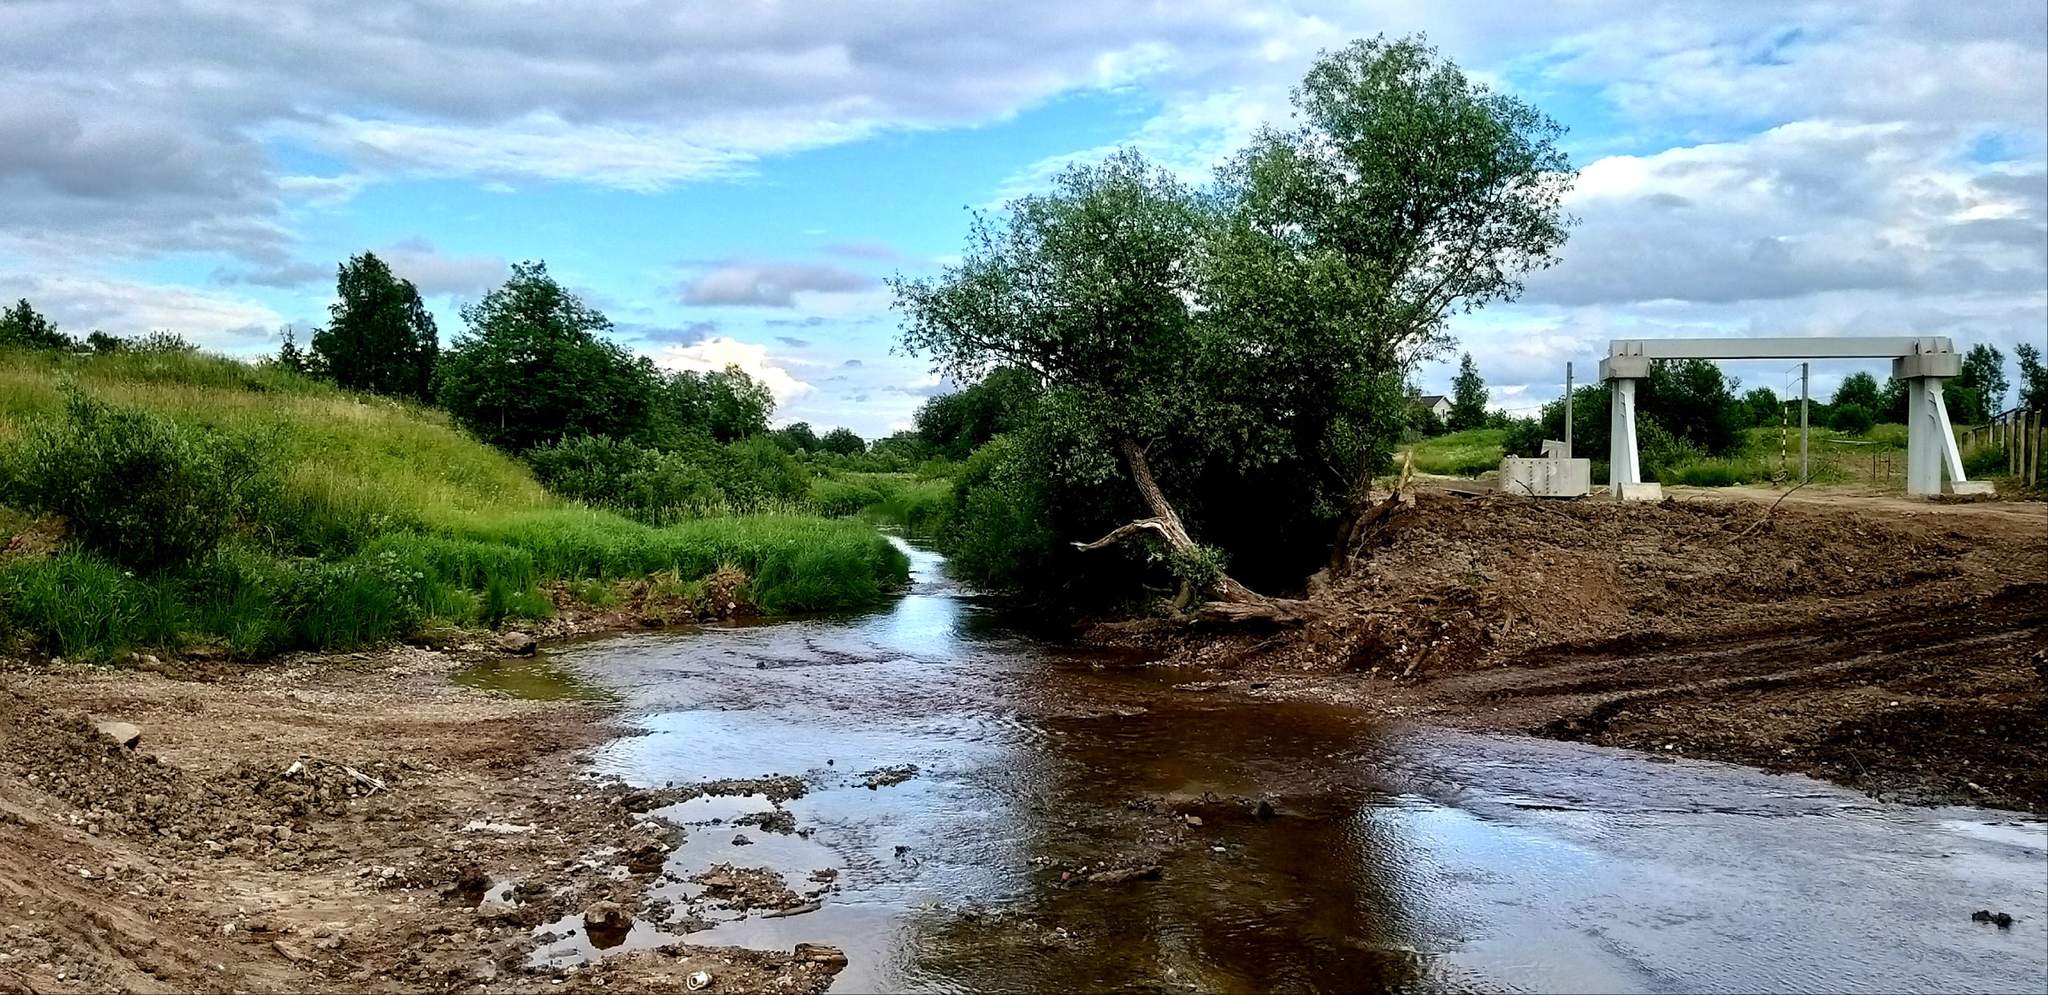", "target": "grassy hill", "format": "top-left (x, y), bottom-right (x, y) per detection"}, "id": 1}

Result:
top-left (0, 348), bottom-right (907, 660)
